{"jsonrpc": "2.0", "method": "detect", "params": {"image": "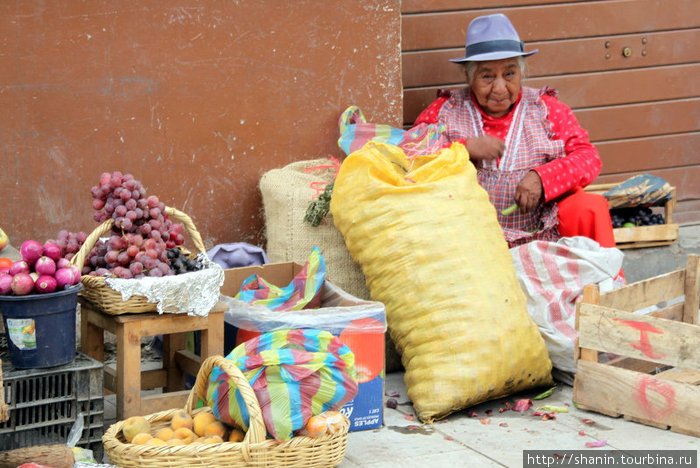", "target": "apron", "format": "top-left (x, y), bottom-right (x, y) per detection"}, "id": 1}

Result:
top-left (439, 86), bottom-right (565, 246)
